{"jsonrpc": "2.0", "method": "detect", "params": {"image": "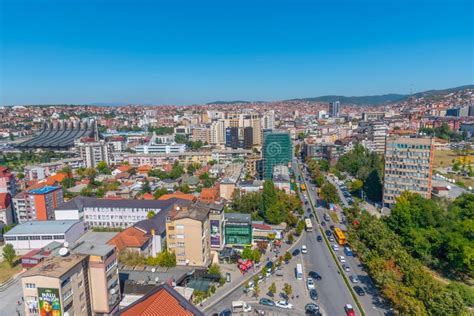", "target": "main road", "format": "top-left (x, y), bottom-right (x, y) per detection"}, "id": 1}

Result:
top-left (295, 157), bottom-right (391, 316)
